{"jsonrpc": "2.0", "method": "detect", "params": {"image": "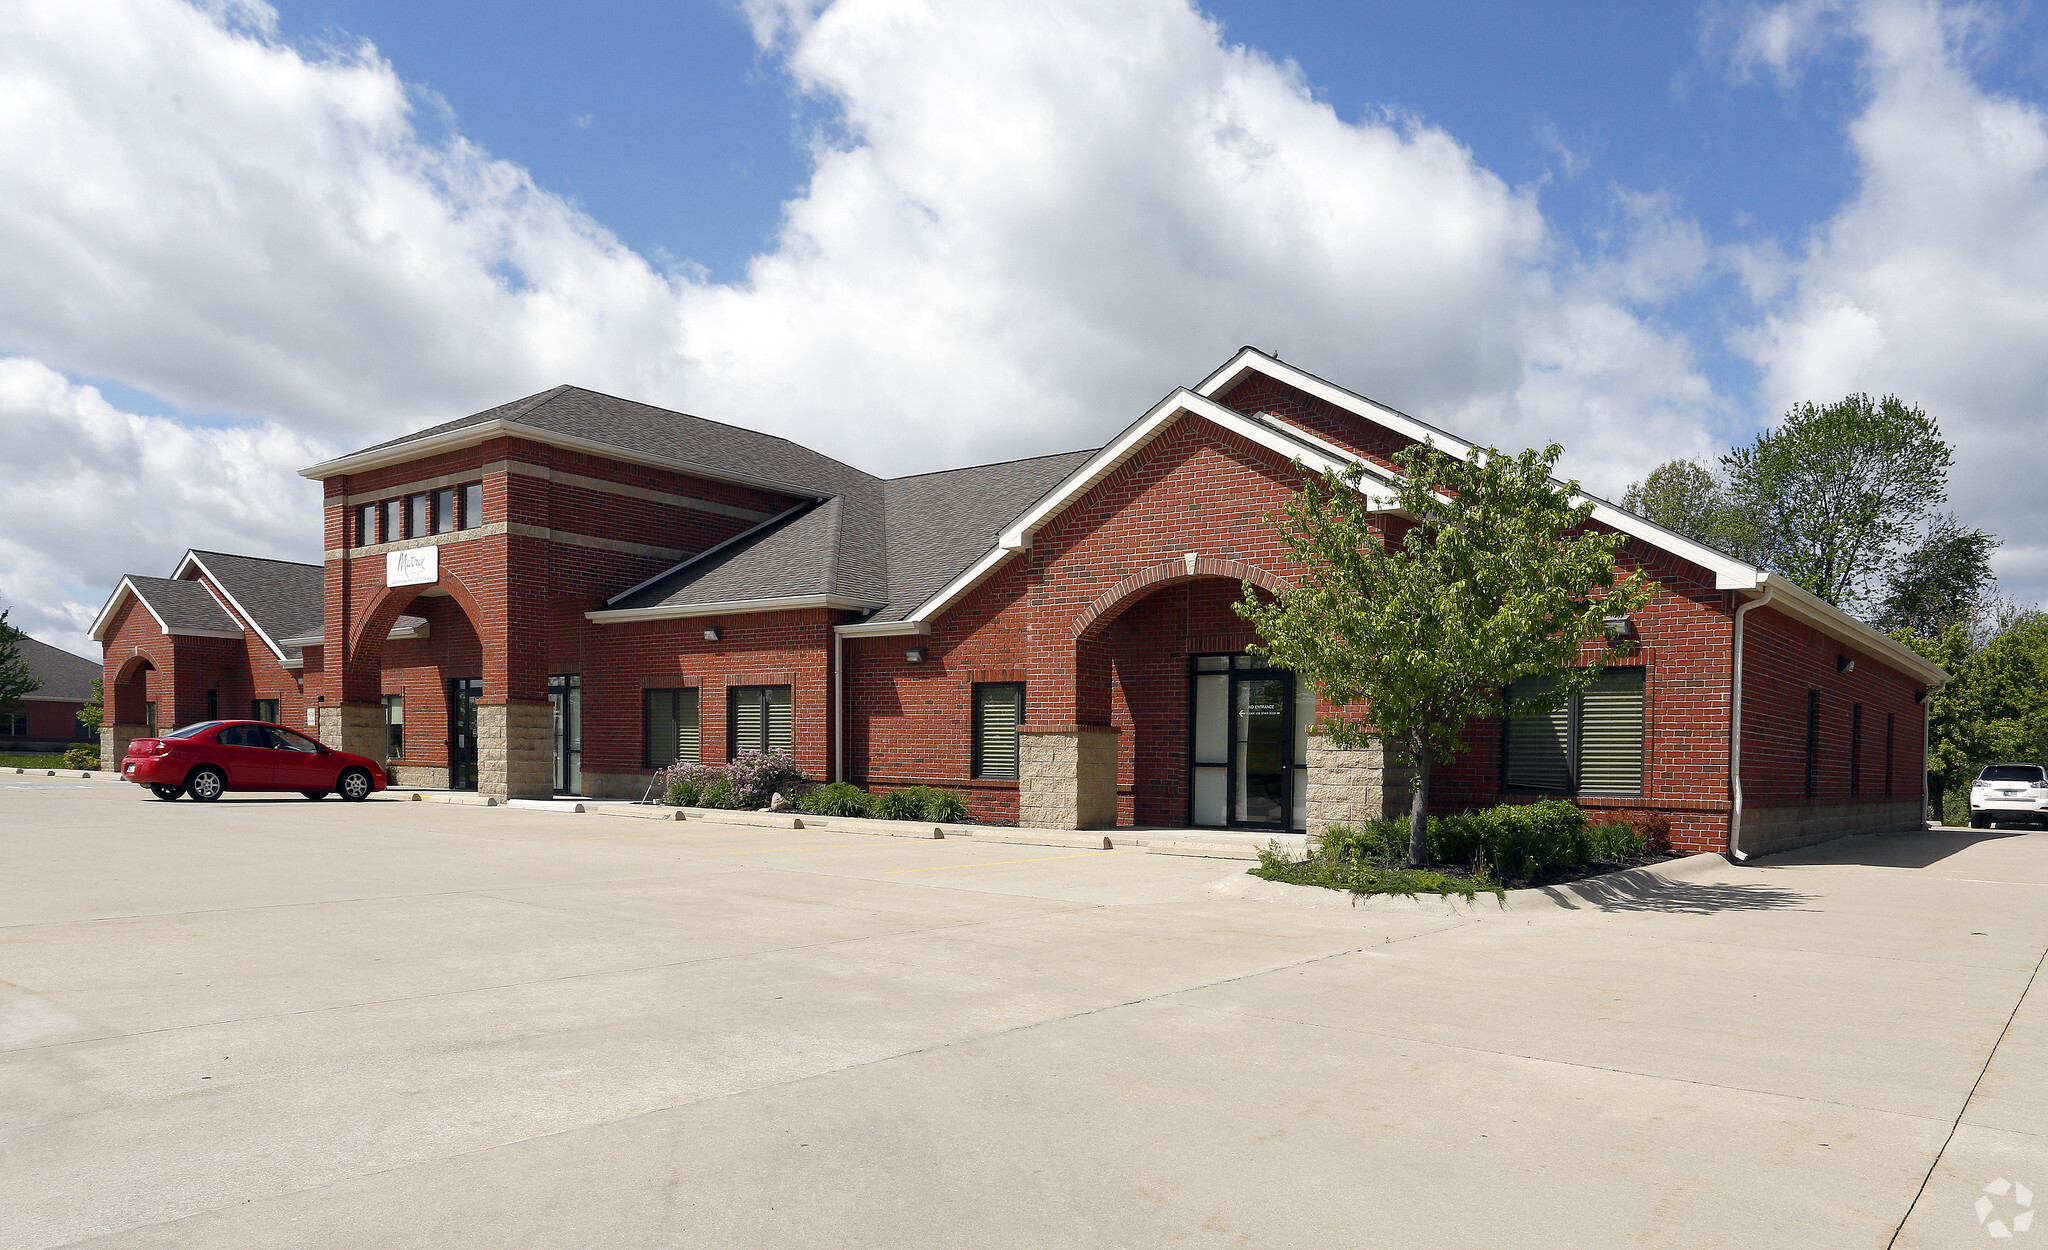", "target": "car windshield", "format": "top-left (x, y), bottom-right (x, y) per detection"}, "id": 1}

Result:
top-left (1979, 765), bottom-right (2045, 783)
top-left (267, 728), bottom-right (322, 753)
top-left (163, 722), bottom-right (222, 740)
